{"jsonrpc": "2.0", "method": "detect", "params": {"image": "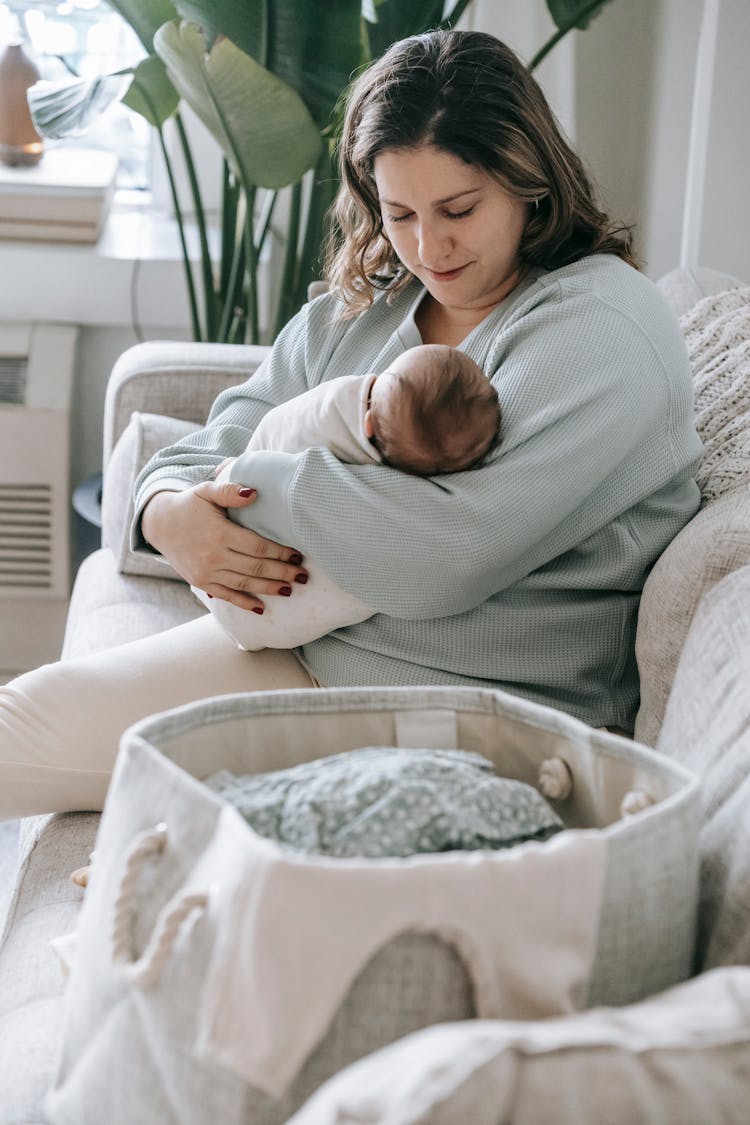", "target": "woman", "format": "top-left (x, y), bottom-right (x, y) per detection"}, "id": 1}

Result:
top-left (0, 30), bottom-right (701, 818)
